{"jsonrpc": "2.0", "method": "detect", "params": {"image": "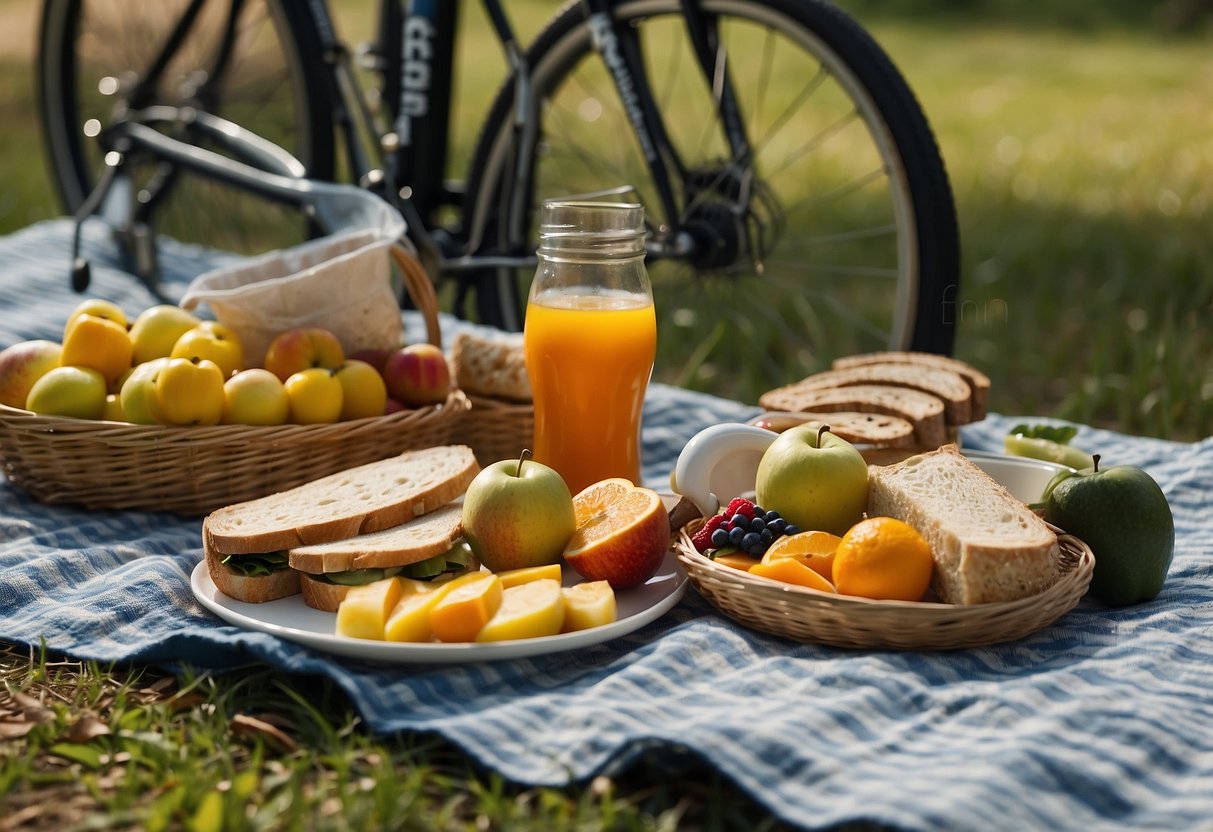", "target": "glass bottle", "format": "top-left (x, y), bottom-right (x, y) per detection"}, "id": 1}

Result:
top-left (523, 199), bottom-right (656, 496)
